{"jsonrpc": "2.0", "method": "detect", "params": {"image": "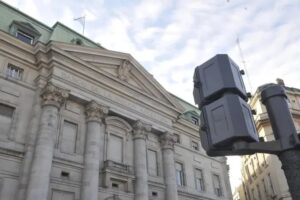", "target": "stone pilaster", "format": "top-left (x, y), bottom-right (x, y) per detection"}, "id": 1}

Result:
top-left (16, 88), bottom-right (42, 200)
top-left (160, 131), bottom-right (178, 200)
top-left (81, 101), bottom-right (108, 200)
top-left (26, 83), bottom-right (69, 200)
top-left (133, 120), bottom-right (151, 200)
